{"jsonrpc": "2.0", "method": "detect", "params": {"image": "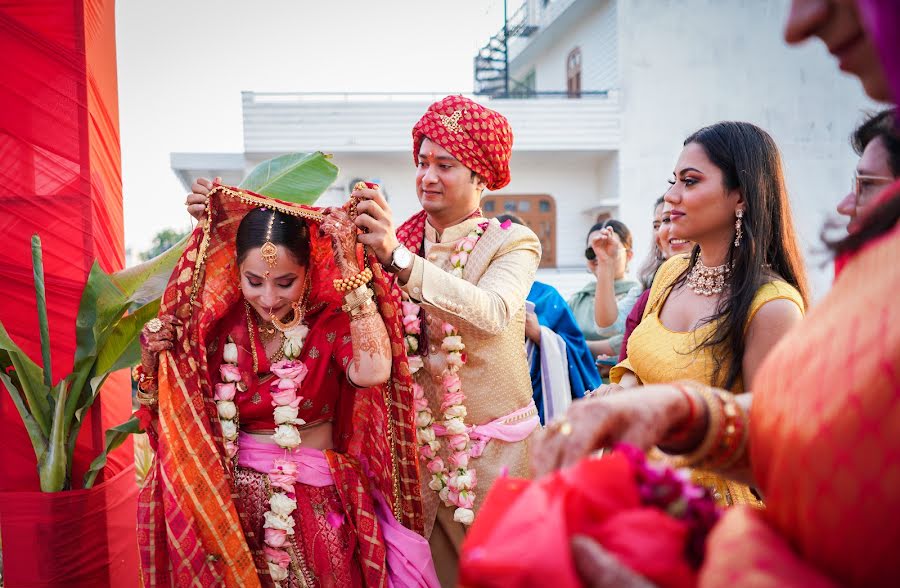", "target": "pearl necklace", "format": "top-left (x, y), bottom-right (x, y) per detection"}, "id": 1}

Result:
top-left (686, 258), bottom-right (731, 296)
